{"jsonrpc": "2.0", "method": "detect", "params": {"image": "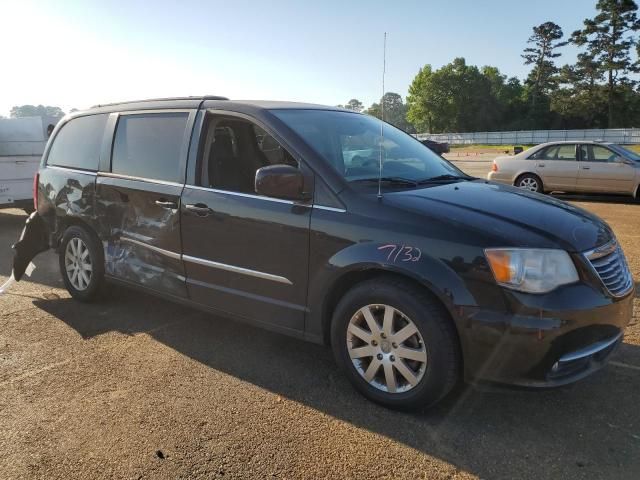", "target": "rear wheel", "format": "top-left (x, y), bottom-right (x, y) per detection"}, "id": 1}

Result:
top-left (515, 173), bottom-right (543, 193)
top-left (331, 277), bottom-right (460, 410)
top-left (59, 225), bottom-right (105, 302)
